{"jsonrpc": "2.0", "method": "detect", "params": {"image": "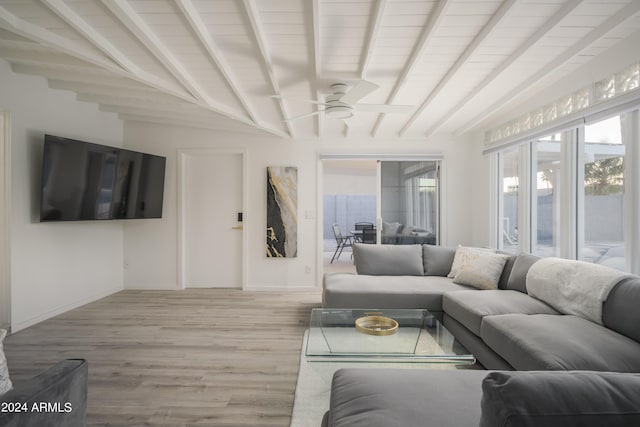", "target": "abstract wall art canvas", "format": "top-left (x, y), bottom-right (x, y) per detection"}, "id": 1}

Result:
top-left (266, 166), bottom-right (298, 257)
